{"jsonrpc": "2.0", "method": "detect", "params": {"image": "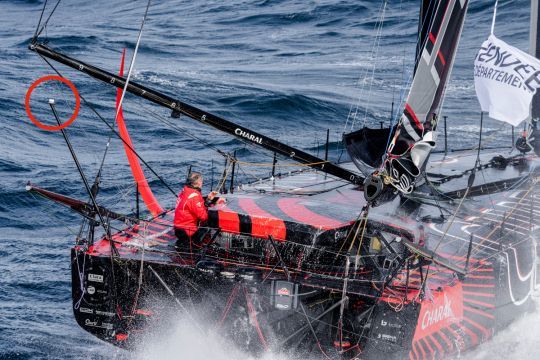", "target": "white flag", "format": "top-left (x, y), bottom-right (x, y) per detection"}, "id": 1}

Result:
top-left (474, 35), bottom-right (540, 126)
